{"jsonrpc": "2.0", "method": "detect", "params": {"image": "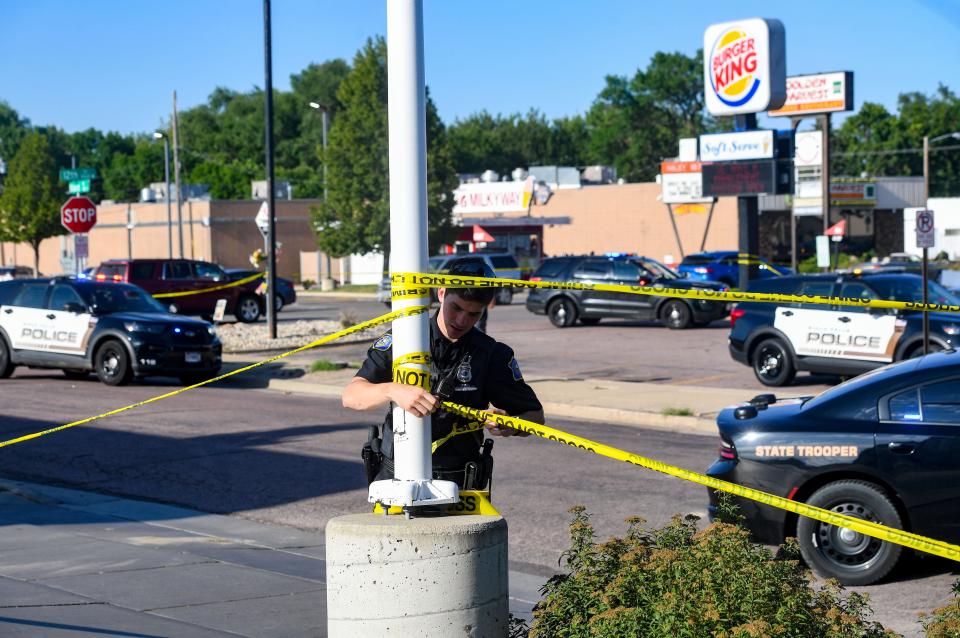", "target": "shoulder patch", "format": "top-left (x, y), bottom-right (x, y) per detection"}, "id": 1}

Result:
top-left (508, 357), bottom-right (523, 381)
top-left (373, 334), bottom-right (393, 351)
